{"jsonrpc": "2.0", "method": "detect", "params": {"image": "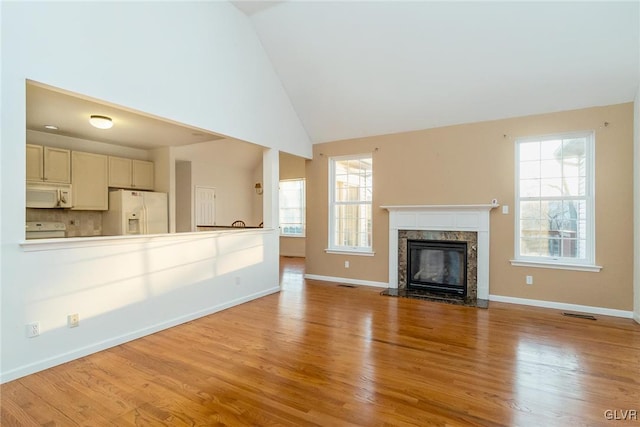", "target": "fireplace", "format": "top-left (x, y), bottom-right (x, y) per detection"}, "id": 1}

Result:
top-left (382, 204), bottom-right (496, 307)
top-left (407, 239), bottom-right (467, 297)
top-left (399, 230), bottom-right (477, 303)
